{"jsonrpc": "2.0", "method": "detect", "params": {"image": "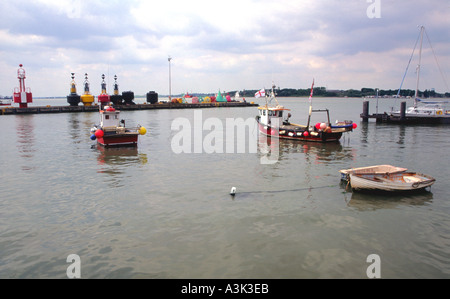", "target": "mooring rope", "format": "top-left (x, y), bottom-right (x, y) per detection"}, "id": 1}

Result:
top-left (230, 184), bottom-right (338, 196)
